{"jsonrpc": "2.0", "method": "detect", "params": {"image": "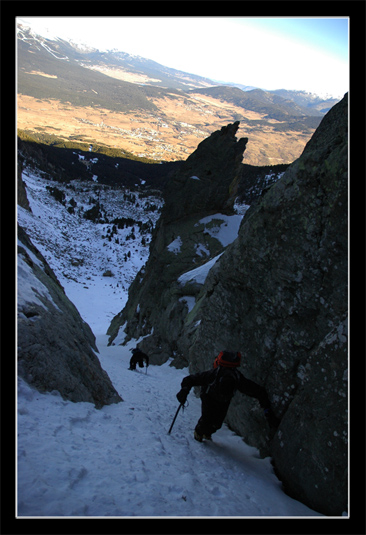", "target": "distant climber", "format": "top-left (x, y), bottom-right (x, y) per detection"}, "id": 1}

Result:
top-left (128, 347), bottom-right (149, 371)
top-left (176, 350), bottom-right (279, 442)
